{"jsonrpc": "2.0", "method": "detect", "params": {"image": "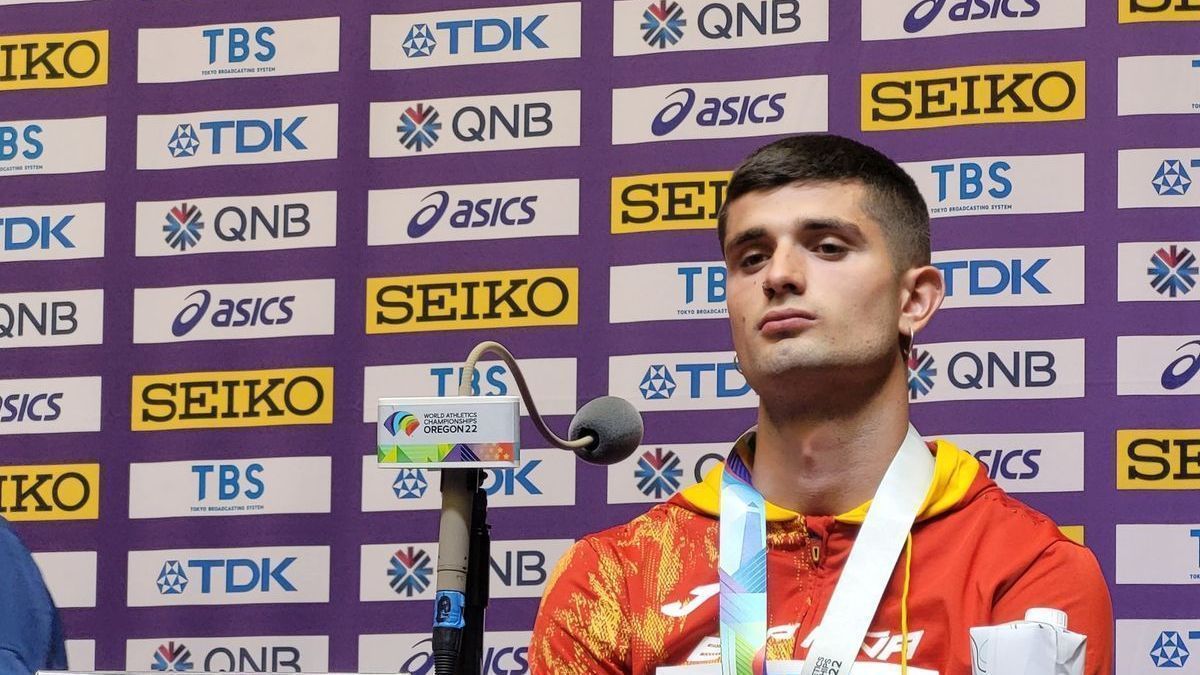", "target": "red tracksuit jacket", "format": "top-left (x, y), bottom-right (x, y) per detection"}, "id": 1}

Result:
top-left (530, 438), bottom-right (1113, 674)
